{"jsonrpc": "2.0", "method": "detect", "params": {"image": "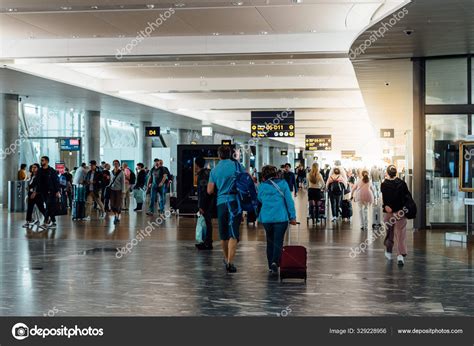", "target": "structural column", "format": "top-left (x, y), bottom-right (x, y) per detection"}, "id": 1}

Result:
top-left (255, 144), bottom-right (264, 171)
top-left (139, 121), bottom-right (152, 167)
top-left (84, 110), bottom-right (100, 164)
top-left (0, 94), bottom-right (20, 206)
